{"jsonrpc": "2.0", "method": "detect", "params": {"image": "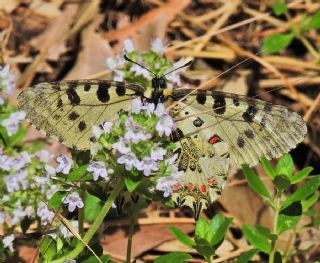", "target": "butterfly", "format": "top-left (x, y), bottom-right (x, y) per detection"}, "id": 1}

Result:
top-left (18, 55), bottom-right (307, 218)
